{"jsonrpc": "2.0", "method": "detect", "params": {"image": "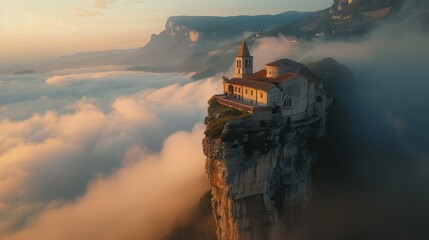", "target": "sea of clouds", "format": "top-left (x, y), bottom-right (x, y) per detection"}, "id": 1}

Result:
top-left (0, 70), bottom-right (222, 239)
